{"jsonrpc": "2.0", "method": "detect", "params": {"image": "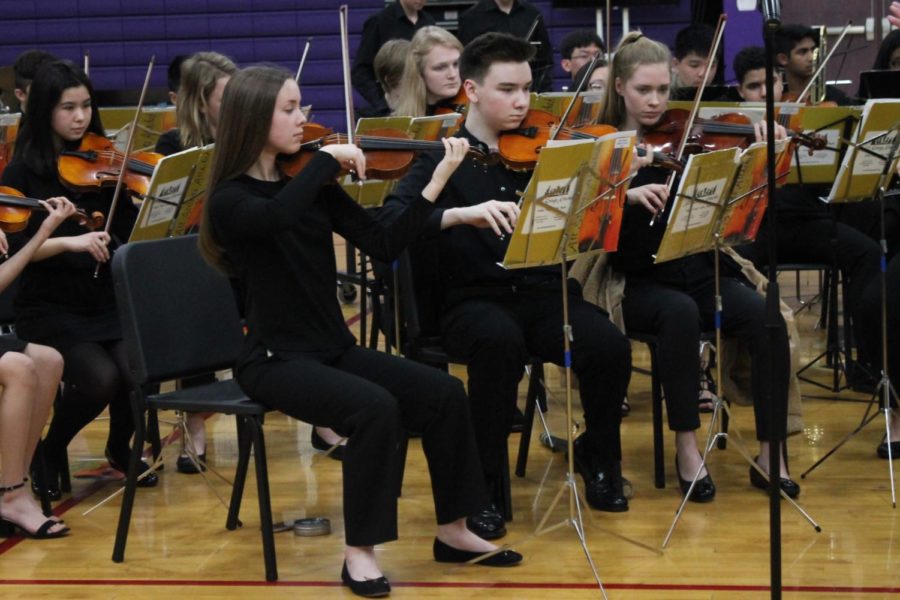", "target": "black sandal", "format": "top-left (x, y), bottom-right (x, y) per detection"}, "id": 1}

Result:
top-left (0, 481), bottom-right (70, 539)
